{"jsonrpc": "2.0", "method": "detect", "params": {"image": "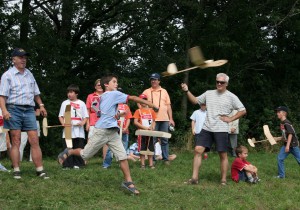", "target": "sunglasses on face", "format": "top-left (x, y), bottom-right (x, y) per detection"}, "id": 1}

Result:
top-left (216, 81), bottom-right (226, 85)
